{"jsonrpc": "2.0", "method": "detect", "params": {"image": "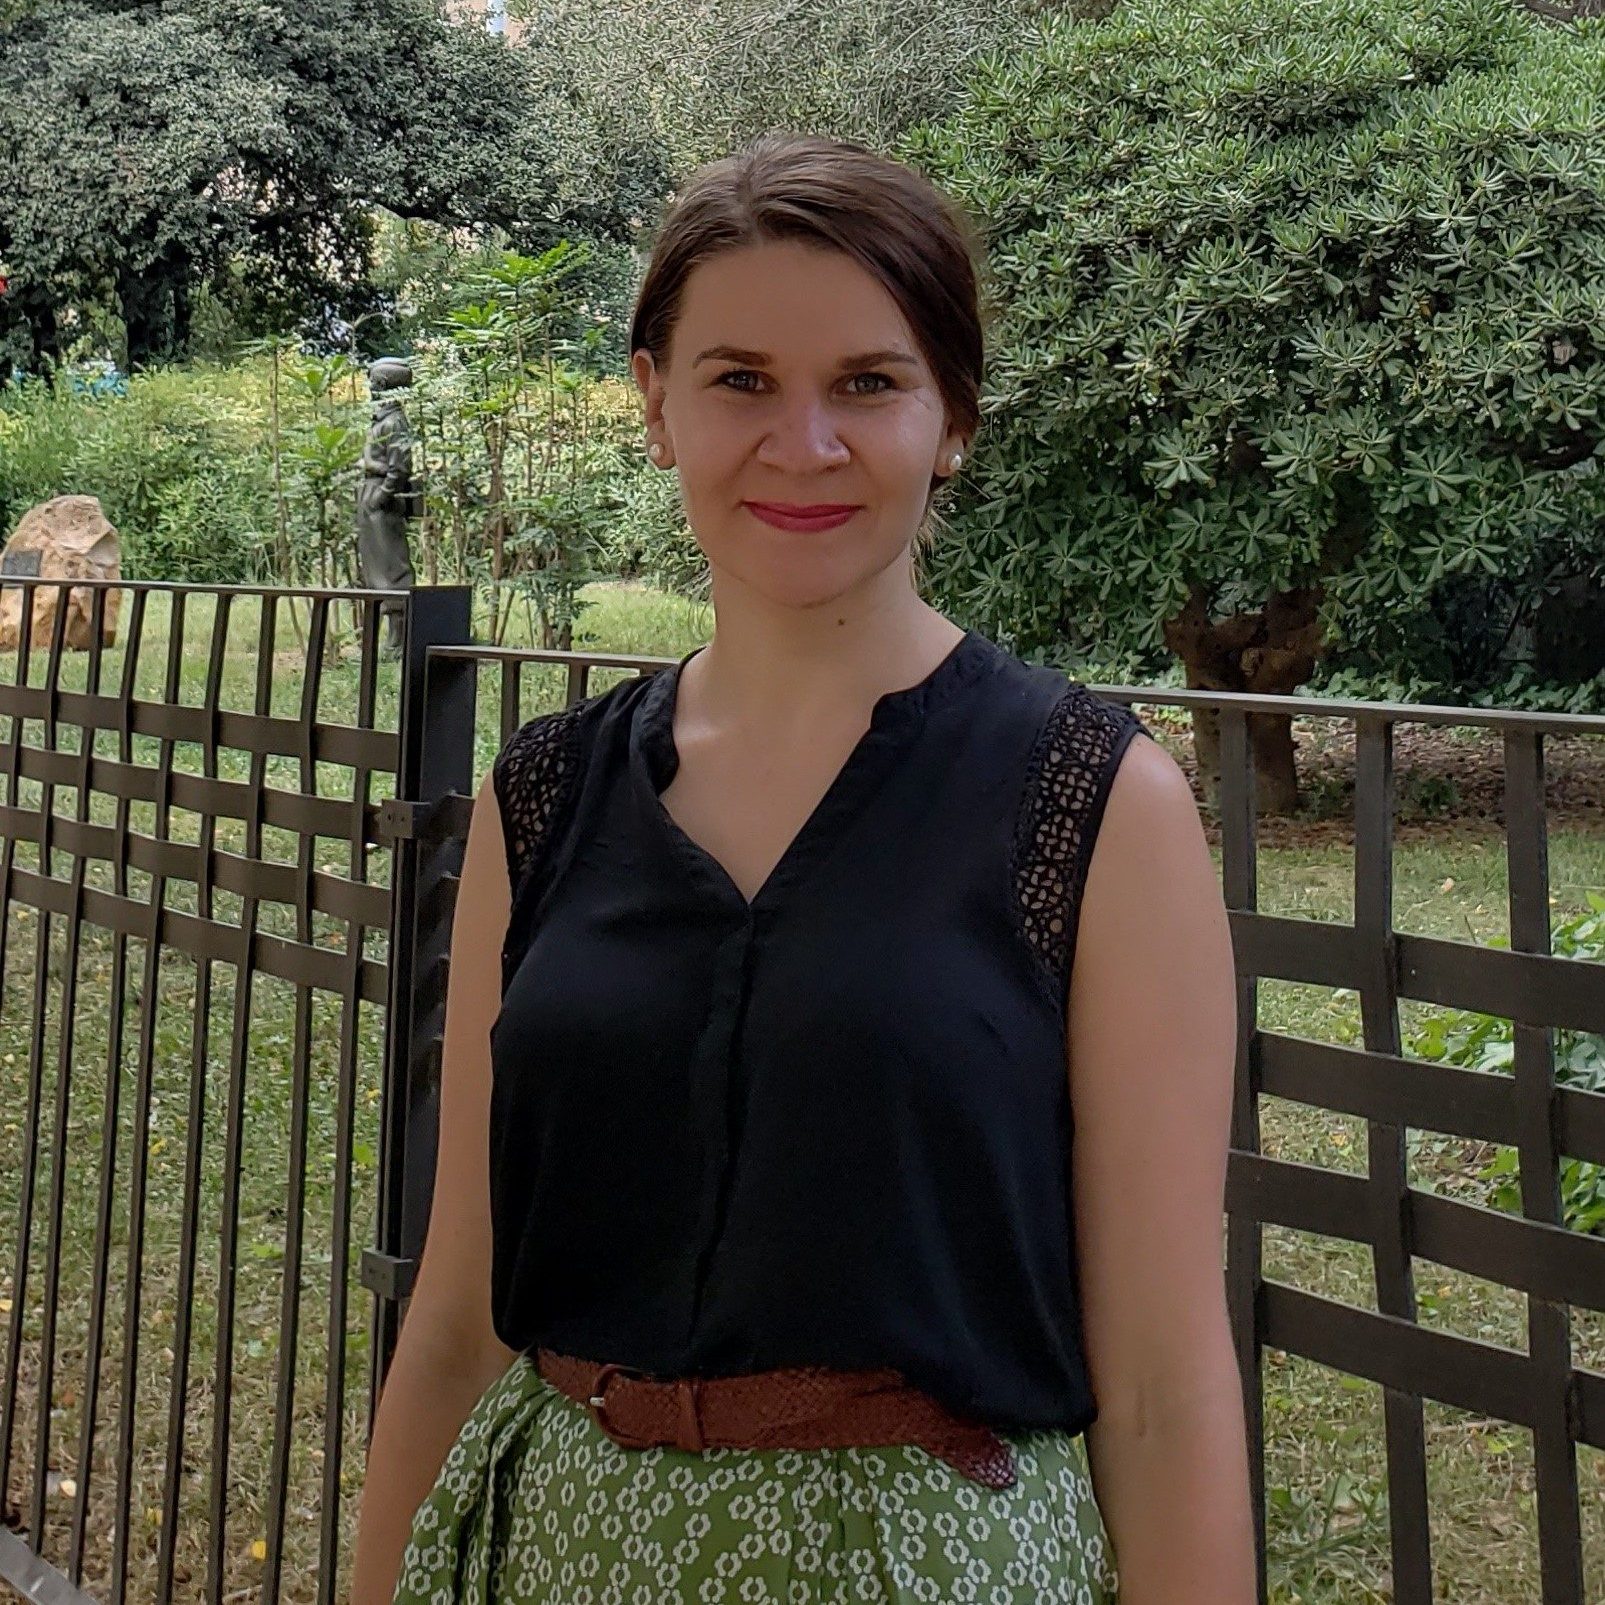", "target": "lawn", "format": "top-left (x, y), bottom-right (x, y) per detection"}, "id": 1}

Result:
top-left (0, 579), bottom-right (1601, 1603)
